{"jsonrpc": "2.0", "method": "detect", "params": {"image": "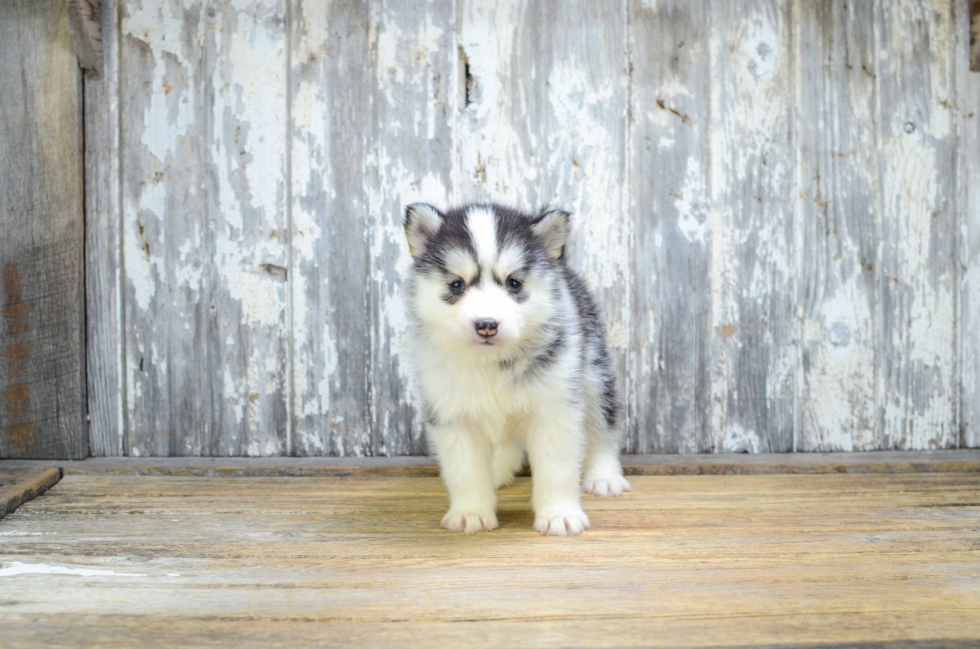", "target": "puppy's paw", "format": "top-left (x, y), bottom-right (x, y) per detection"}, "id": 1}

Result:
top-left (583, 474), bottom-right (632, 497)
top-left (533, 506), bottom-right (590, 536)
top-left (441, 509), bottom-right (498, 534)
